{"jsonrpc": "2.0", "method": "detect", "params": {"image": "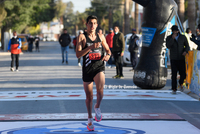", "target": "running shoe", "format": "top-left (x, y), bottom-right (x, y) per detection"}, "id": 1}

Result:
top-left (87, 118), bottom-right (94, 131)
top-left (94, 104), bottom-right (102, 122)
top-left (10, 68), bottom-right (14, 72)
top-left (16, 69), bottom-right (19, 72)
top-left (87, 122), bottom-right (94, 131)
